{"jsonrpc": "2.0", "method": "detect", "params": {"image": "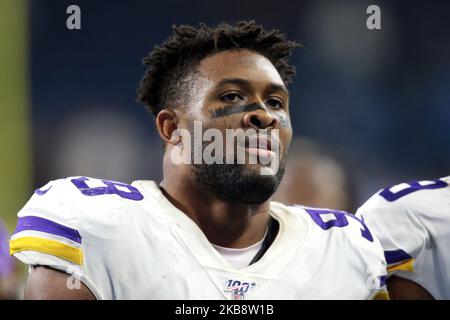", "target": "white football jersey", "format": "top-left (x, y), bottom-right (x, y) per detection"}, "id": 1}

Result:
top-left (356, 176), bottom-right (450, 299)
top-left (10, 176), bottom-right (387, 300)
